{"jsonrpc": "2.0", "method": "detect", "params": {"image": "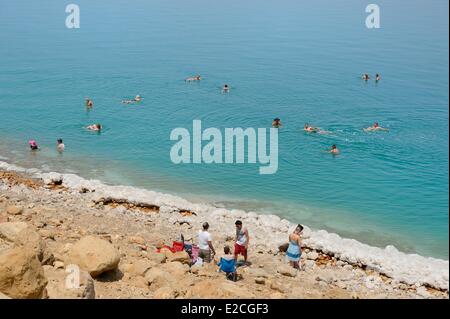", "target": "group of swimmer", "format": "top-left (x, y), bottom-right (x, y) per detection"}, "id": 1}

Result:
top-left (30, 73), bottom-right (387, 156)
top-left (362, 73), bottom-right (381, 82)
top-left (185, 74), bottom-right (230, 93)
top-left (270, 118), bottom-right (389, 155)
top-left (28, 138), bottom-right (65, 153)
top-left (84, 94), bottom-right (142, 132)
